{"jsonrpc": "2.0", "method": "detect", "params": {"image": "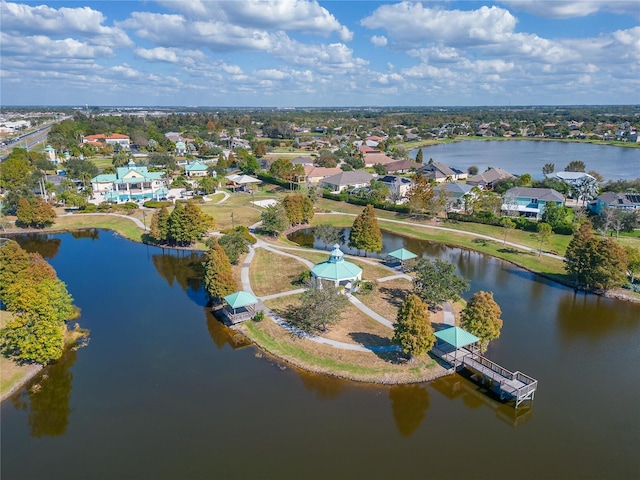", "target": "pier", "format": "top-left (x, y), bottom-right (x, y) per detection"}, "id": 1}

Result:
top-left (432, 326), bottom-right (538, 409)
